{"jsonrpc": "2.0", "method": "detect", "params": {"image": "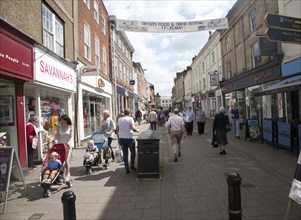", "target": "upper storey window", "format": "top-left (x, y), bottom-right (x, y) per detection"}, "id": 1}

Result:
top-left (94, 1), bottom-right (99, 24)
top-left (249, 9), bottom-right (256, 31)
top-left (42, 4), bottom-right (64, 57)
top-left (83, 0), bottom-right (90, 9)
